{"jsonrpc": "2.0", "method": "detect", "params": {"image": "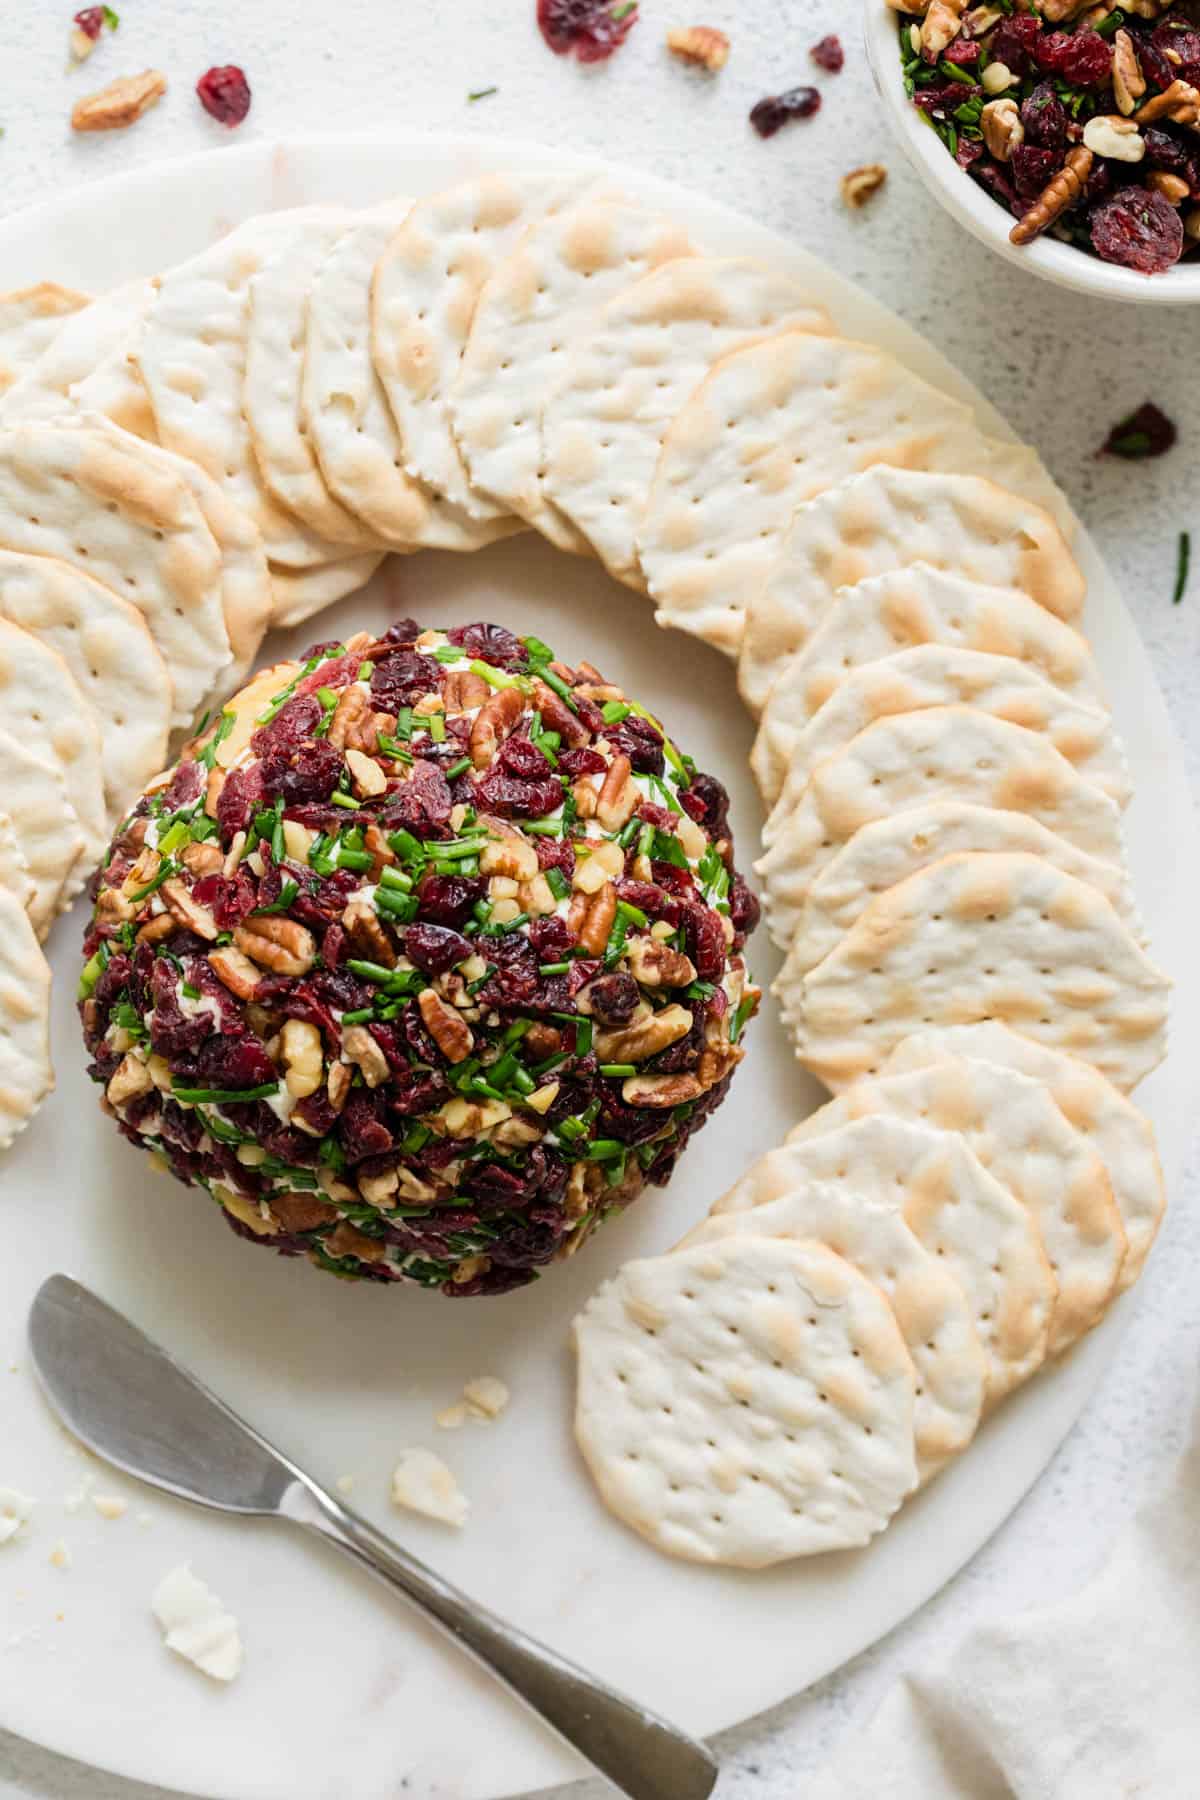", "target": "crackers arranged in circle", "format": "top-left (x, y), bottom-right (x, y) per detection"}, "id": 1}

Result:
top-left (0, 872), bottom-right (53, 1149)
top-left (573, 1236), bottom-right (918, 1566)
